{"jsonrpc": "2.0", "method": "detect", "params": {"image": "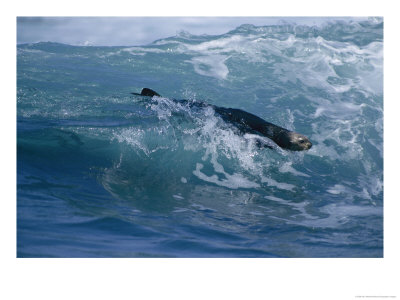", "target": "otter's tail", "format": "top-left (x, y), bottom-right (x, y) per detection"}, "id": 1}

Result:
top-left (131, 88), bottom-right (161, 97)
